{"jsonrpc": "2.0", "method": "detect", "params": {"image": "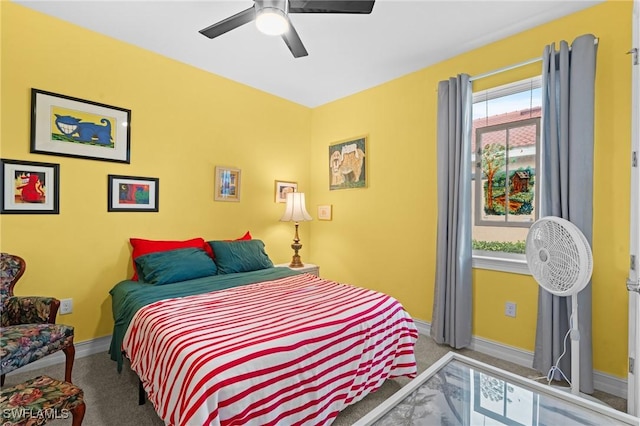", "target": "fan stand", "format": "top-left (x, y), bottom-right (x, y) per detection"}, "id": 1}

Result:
top-left (557, 294), bottom-right (605, 406)
top-left (549, 293), bottom-right (582, 396)
top-left (570, 293), bottom-right (581, 396)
